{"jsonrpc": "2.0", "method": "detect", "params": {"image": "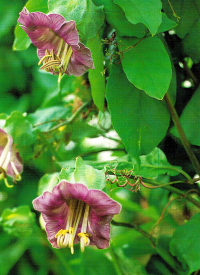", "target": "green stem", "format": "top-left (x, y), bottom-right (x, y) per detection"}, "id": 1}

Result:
top-left (44, 101), bottom-right (91, 133)
top-left (141, 164), bottom-right (193, 184)
top-left (111, 220), bottom-right (154, 244)
top-left (107, 247), bottom-right (123, 275)
top-left (52, 249), bottom-right (75, 275)
top-left (164, 92), bottom-right (200, 176)
top-left (144, 178), bottom-right (200, 208)
top-left (155, 245), bottom-right (182, 273)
